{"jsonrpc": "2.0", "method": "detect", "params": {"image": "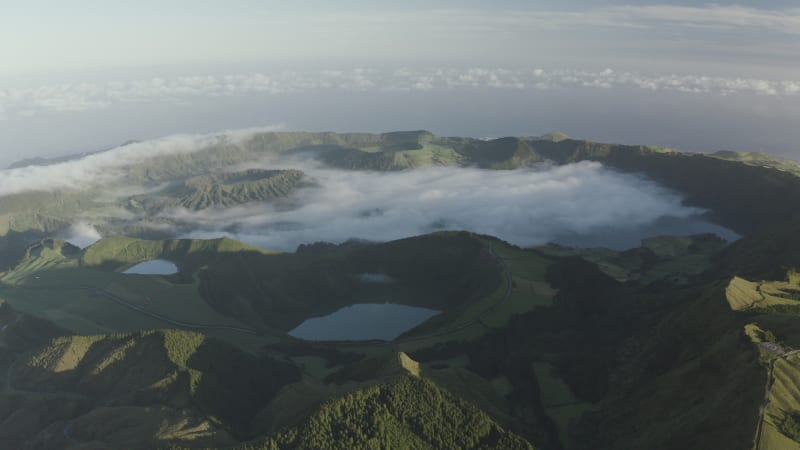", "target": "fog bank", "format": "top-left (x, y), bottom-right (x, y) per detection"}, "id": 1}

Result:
top-left (172, 161), bottom-right (733, 251)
